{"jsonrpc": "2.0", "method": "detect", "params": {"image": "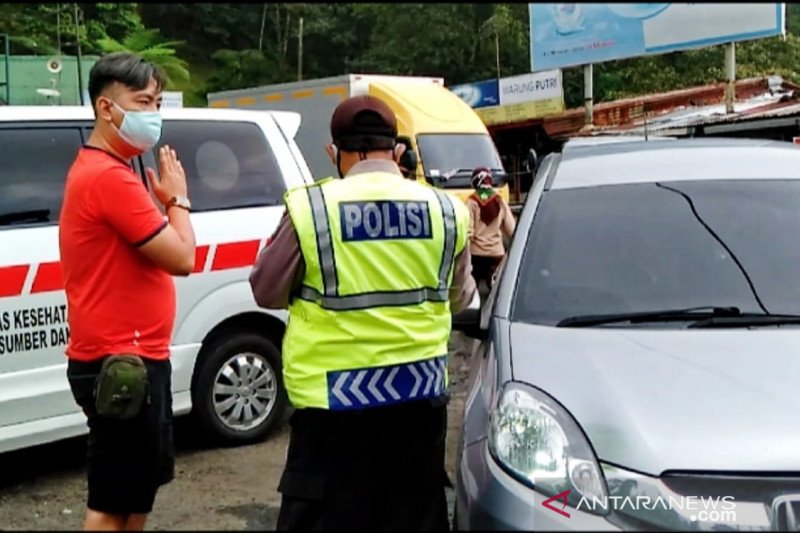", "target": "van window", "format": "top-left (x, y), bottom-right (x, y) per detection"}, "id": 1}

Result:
top-left (157, 120), bottom-right (285, 211)
top-left (0, 126), bottom-right (83, 227)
